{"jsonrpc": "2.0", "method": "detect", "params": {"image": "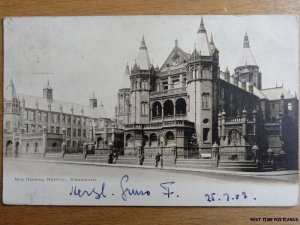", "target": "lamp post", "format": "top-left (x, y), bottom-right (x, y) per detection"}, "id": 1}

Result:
top-left (160, 135), bottom-right (165, 168)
